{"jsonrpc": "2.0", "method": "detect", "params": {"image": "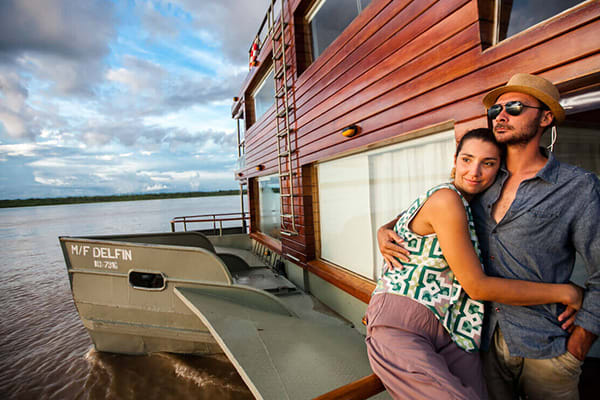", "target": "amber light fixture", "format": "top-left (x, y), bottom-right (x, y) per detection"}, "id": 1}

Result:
top-left (256, 164), bottom-right (265, 171)
top-left (342, 125), bottom-right (359, 137)
top-left (233, 96), bottom-right (239, 102)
